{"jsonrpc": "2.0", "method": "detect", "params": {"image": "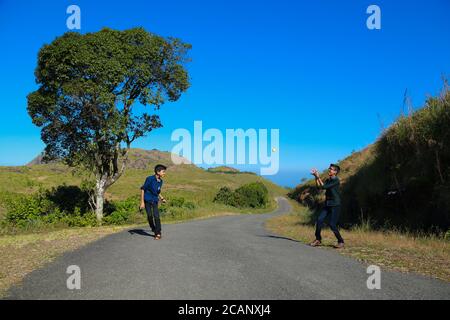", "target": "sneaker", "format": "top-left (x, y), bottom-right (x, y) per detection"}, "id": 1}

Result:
top-left (334, 242), bottom-right (345, 249)
top-left (155, 234), bottom-right (162, 240)
top-left (309, 240), bottom-right (321, 247)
